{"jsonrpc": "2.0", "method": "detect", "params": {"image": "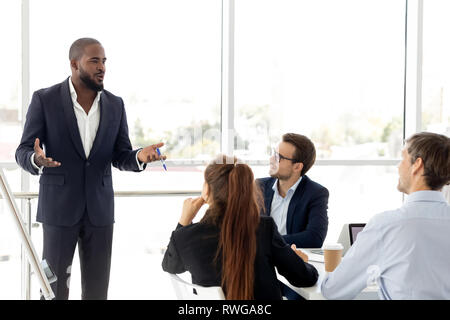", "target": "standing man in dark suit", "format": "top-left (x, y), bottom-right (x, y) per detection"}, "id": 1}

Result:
top-left (257, 133), bottom-right (329, 299)
top-left (15, 38), bottom-right (165, 300)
